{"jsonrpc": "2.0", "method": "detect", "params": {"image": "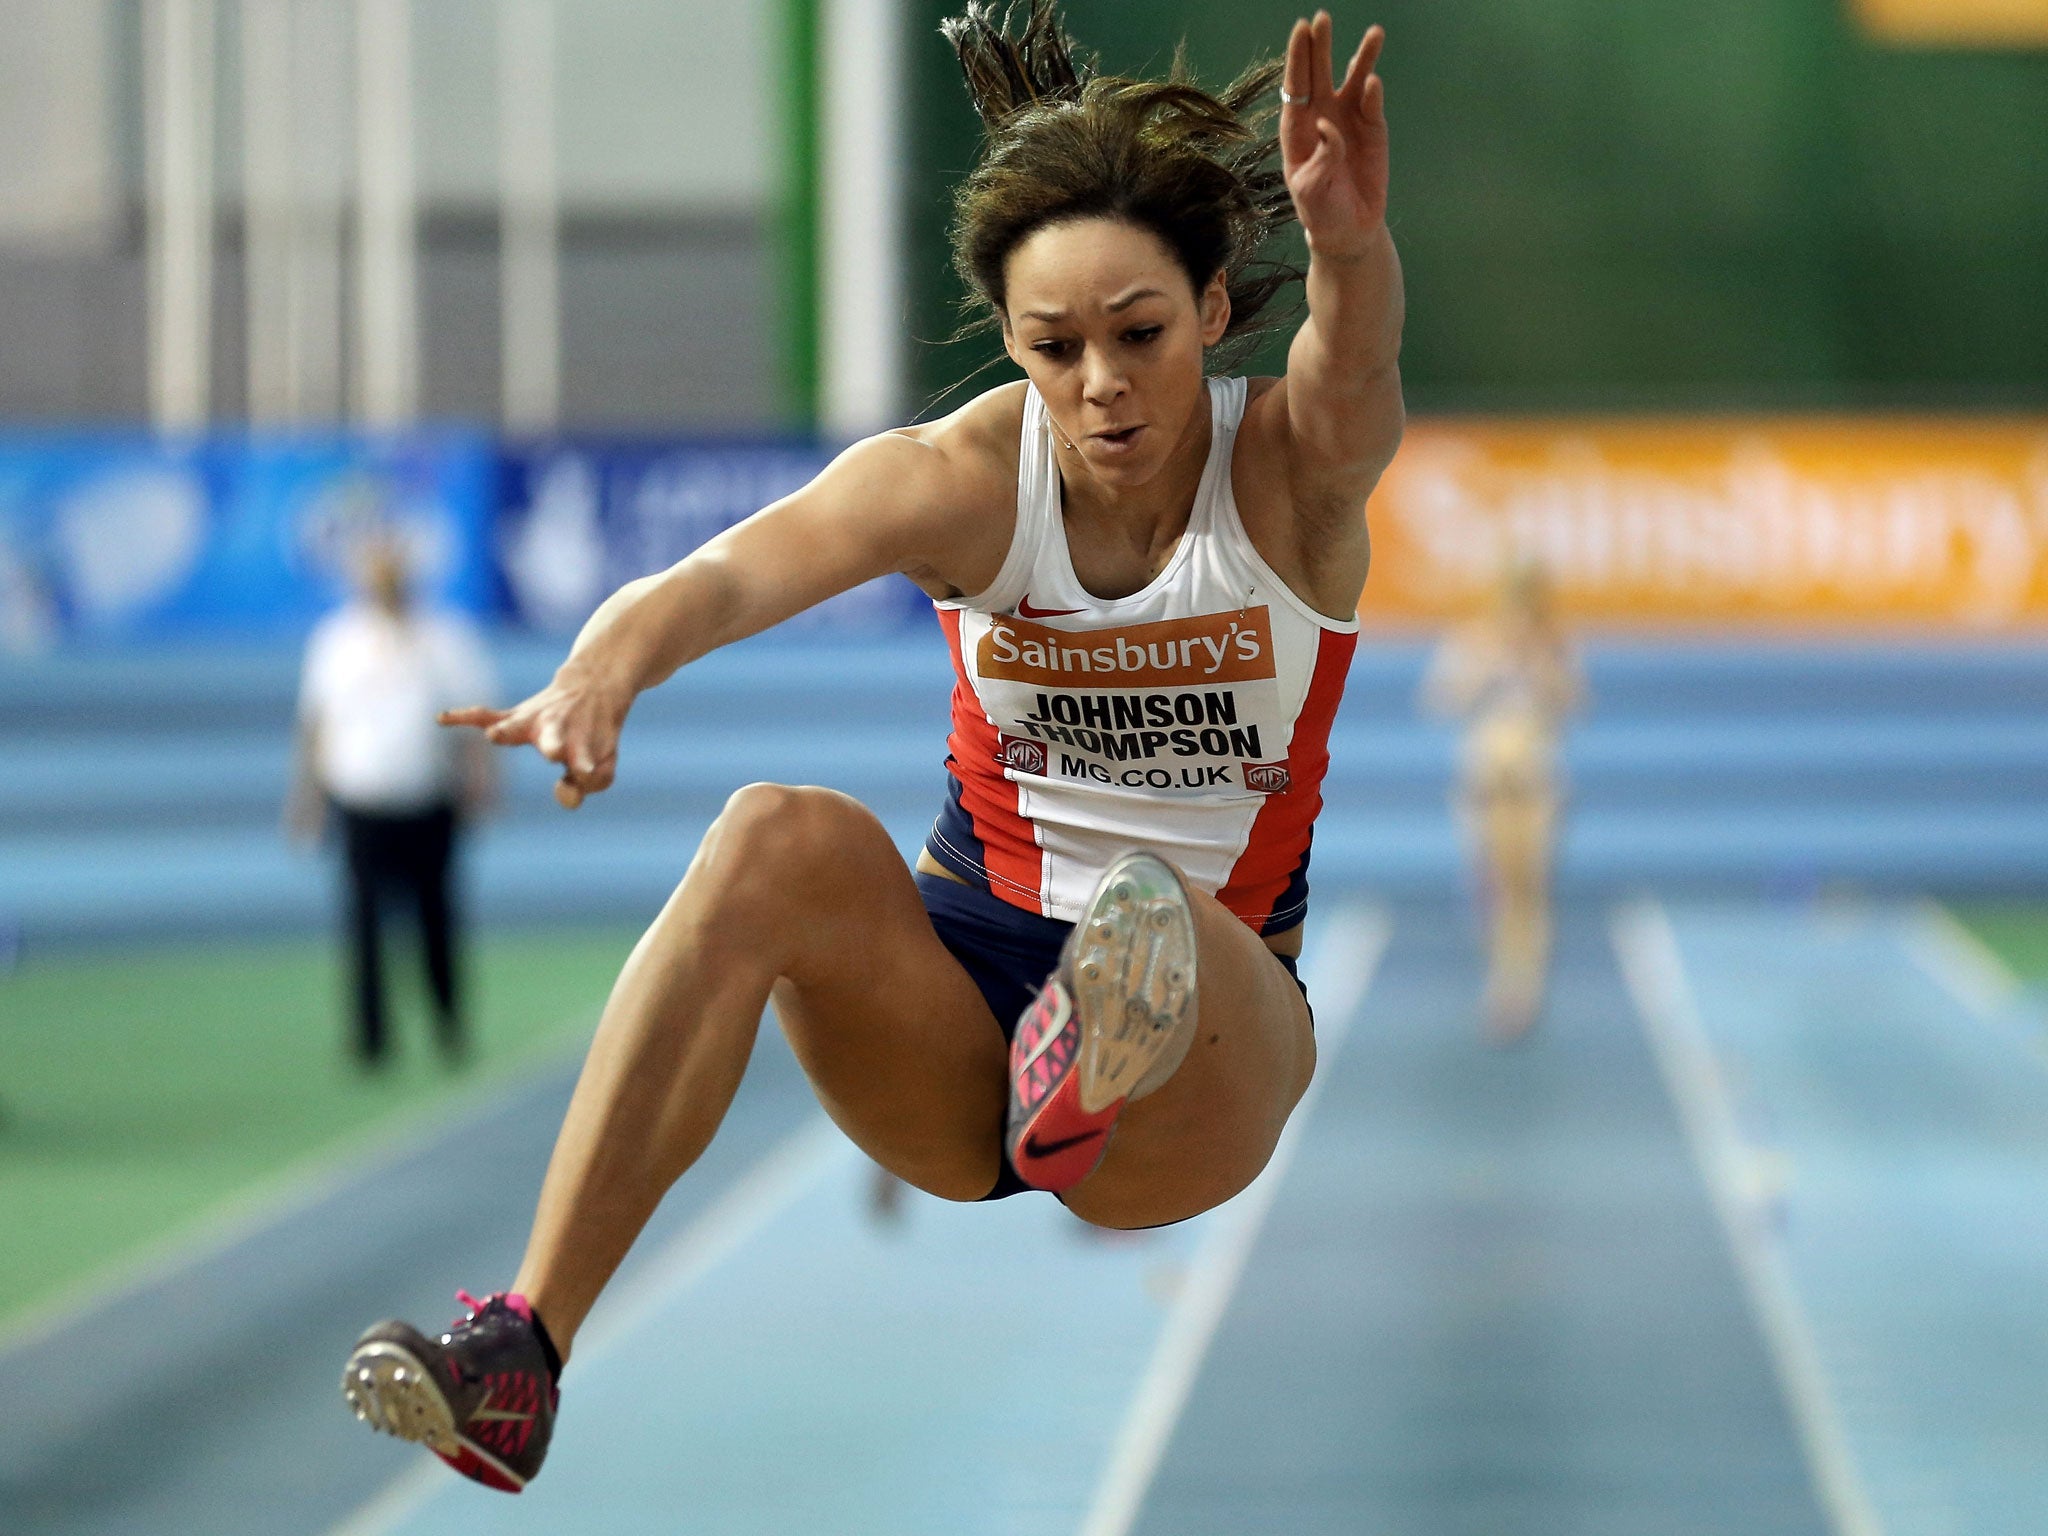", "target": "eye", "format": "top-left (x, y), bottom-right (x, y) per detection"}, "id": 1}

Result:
top-left (1123, 325), bottom-right (1164, 344)
top-left (1030, 339), bottom-right (1073, 359)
